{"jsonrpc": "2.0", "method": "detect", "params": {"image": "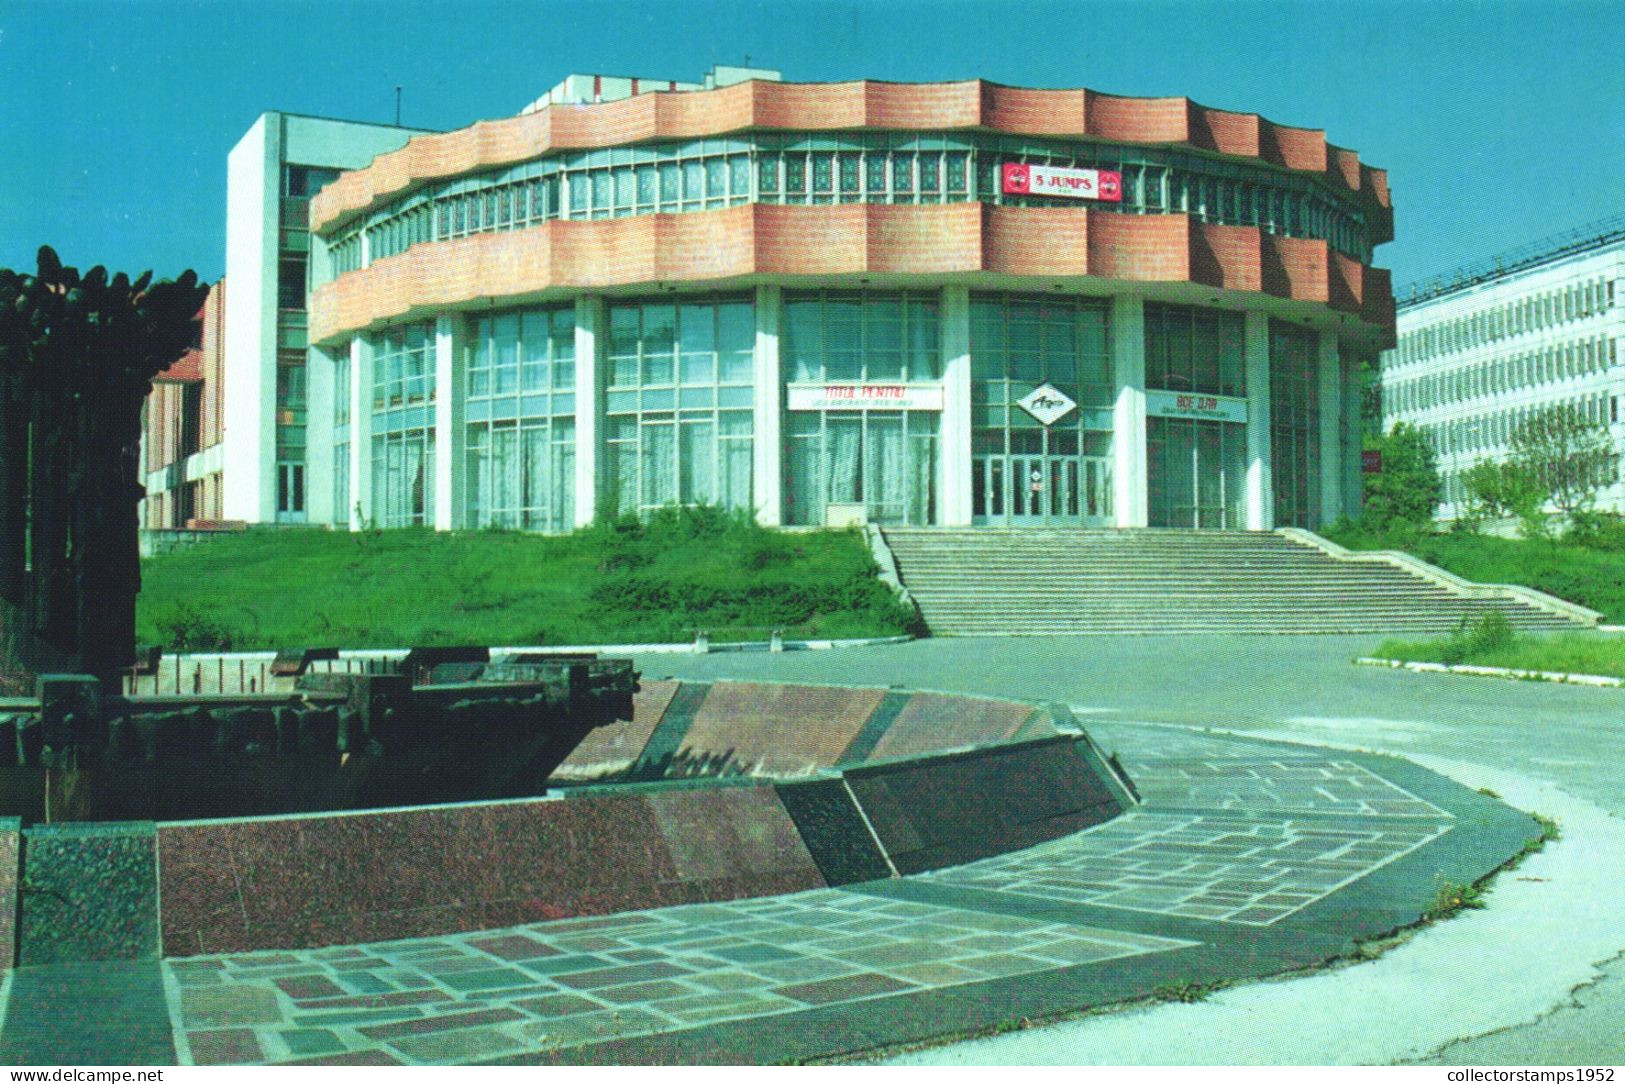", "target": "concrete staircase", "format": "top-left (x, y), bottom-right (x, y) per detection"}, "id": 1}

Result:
top-left (881, 528), bottom-right (1593, 635)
